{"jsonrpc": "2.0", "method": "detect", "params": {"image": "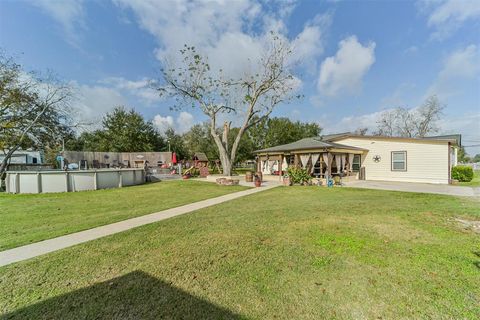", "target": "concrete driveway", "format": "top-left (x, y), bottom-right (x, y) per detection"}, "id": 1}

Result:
top-left (345, 180), bottom-right (479, 197)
